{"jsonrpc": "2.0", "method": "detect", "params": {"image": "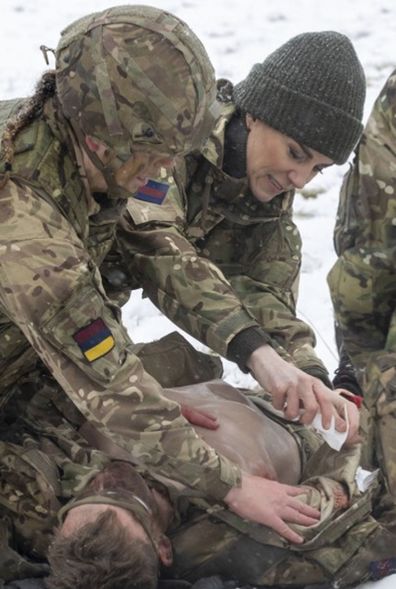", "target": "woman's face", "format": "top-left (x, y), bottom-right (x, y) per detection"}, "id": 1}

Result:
top-left (245, 114), bottom-right (334, 203)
